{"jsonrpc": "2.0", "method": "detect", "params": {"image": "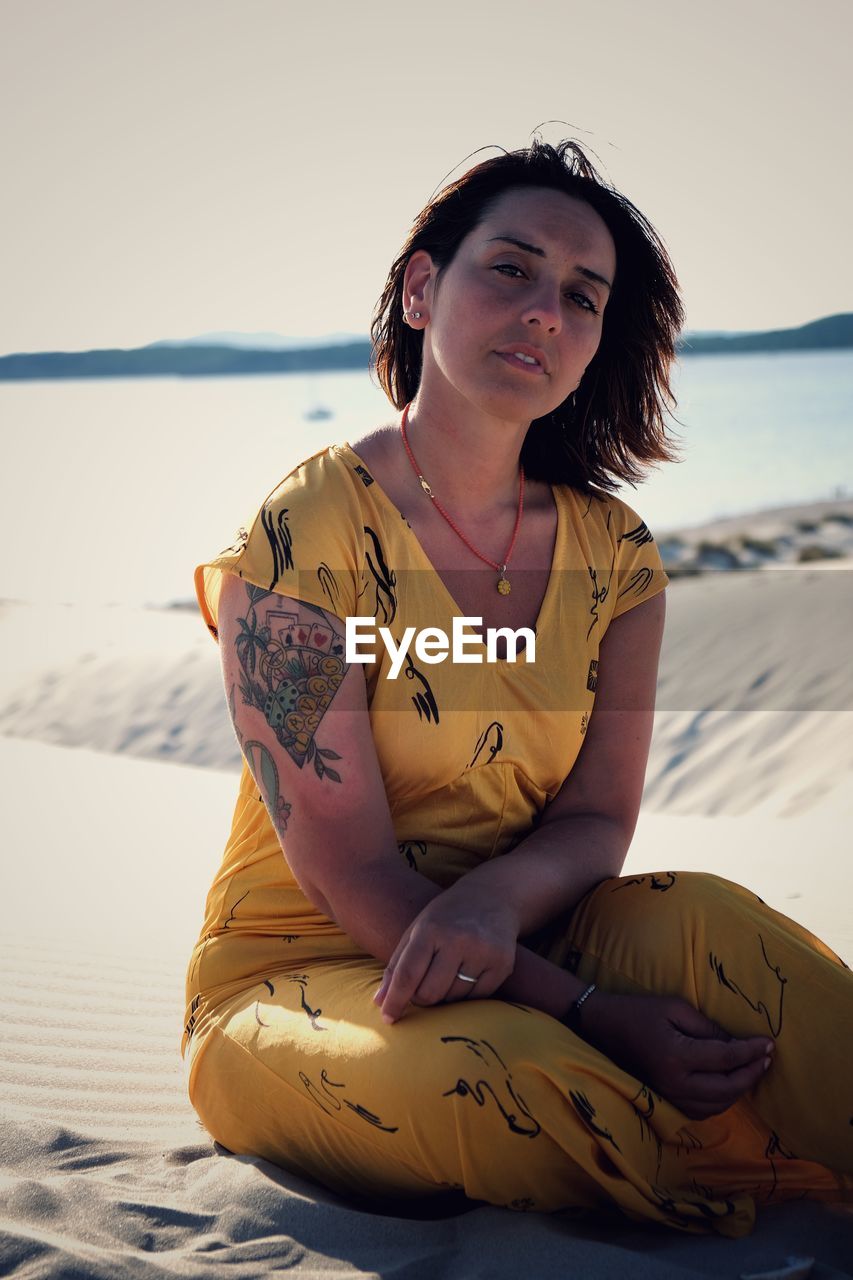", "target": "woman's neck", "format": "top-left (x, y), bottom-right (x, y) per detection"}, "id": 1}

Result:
top-left (401, 397), bottom-right (528, 524)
